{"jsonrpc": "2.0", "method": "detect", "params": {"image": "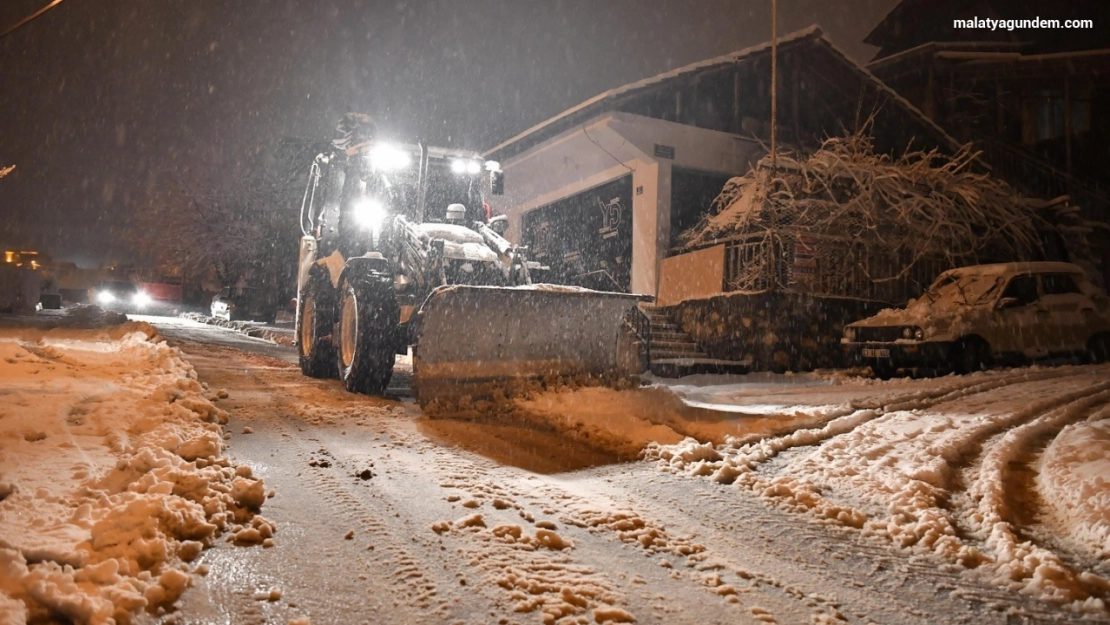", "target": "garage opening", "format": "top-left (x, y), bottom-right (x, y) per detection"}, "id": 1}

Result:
top-left (522, 175), bottom-right (633, 292)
